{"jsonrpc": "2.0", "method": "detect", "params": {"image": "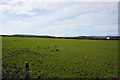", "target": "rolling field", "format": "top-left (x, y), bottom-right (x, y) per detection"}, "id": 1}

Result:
top-left (2, 37), bottom-right (118, 78)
